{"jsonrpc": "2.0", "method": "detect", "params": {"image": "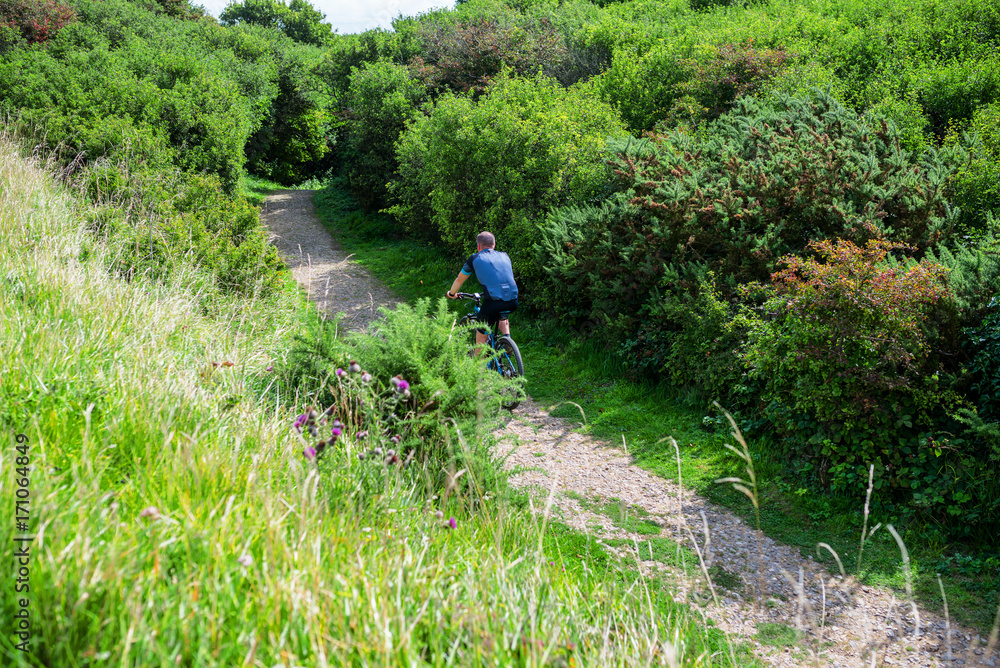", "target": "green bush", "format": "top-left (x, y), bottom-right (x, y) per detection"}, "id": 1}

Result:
top-left (947, 102), bottom-right (1000, 234)
top-left (539, 90), bottom-right (960, 355)
top-left (341, 59), bottom-right (426, 212)
top-left (743, 237), bottom-right (1000, 531)
top-left (745, 238), bottom-right (951, 436)
top-left (389, 72), bottom-right (627, 289)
